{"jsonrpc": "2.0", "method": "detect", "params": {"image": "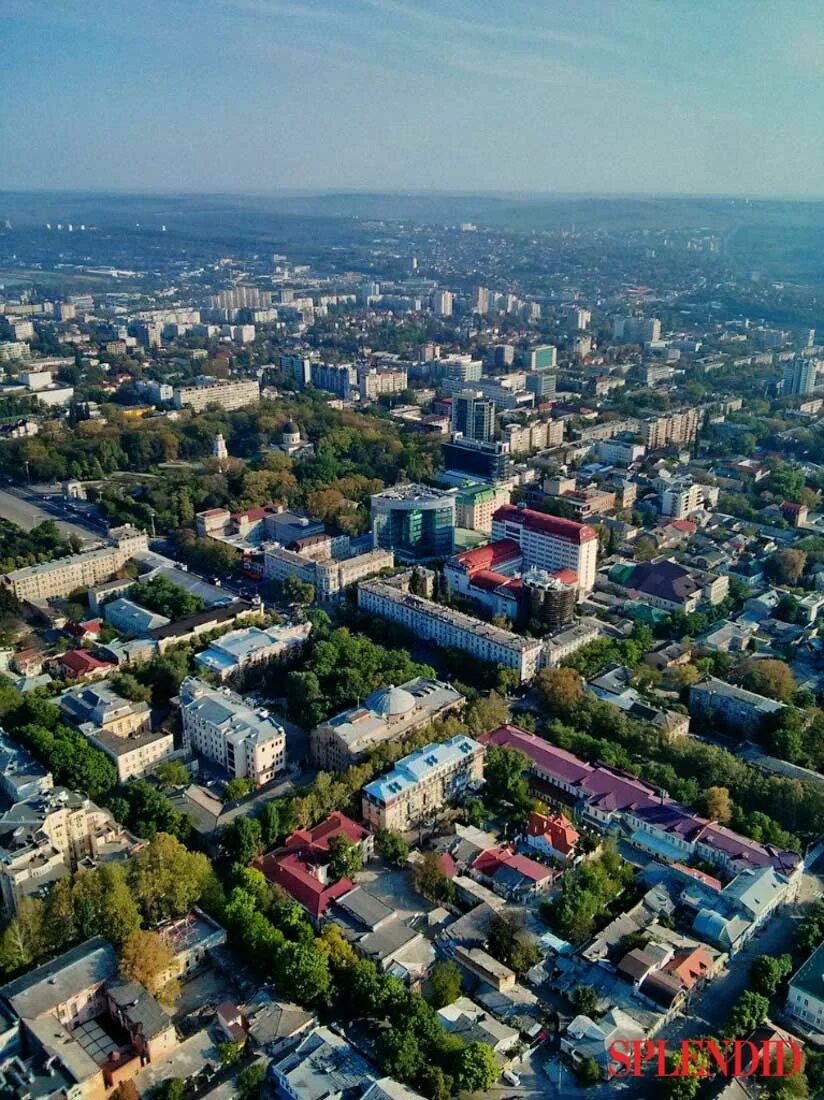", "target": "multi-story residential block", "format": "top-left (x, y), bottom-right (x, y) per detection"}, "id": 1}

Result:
top-left (194, 621), bottom-right (311, 683)
top-left (432, 289), bottom-right (453, 317)
top-left (263, 543), bottom-right (394, 600)
top-left (659, 478), bottom-right (704, 519)
top-left (542, 617), bottom-right (603, 667)
top-left (172, 377), bottom-right (260, 412)
top-left (613, 316), bottom-right (662, 343)
top-left (371, 484), bottom-right (456, 561)
top-left (60, 682), bottom-right (173, 783)
top-left (178, 677), bottom-right (286, 786)
top-left (641, 408), bottom-right (701, 450)
top-left (688, 676), bottom-right (786, 734)
top-left (312, 678), bottom-right (463, 772)
top-left (362, 735), bottom-right (485, 831)
top-left (491, 504), bottom-right (597, 596)
top-left (358, 575), bottom-right (543, 683)
top-left (0, 788), bottom-right (138, 915)
top-left (1, 527), bottom-right (148, 602)
top-left (786, 943), bottom-right (824, 1034)
top-left (503, 418), bottom-right (563, 454)
top-left (596, 438), bottom-right (646, 466)
top-left (308, 361), bottom-right (358, 398)
top-left (454, 484), bottom-right (511, 534)
top-left (0, 938), bottom-right (177, 1095)
top-left (783, 355), bottom-right (820, 396)
top-left (358, 364), bottom-right (408, 401)
top-left (451, 389), bottom-right (495, 442)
